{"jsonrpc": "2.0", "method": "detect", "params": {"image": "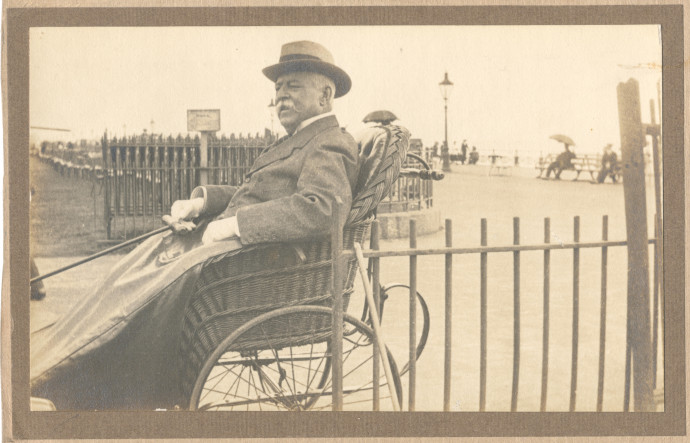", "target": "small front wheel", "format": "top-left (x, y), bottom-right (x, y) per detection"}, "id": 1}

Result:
top-left (360, 283), bottom-right (430, 376)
